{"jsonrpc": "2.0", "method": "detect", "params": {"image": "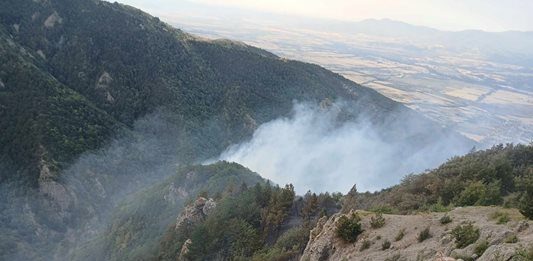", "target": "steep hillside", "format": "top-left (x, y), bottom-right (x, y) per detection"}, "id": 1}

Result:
top-left (0, 25), bottom-right (119, 185)
top-left (75, 162), bottom-right (341, 261)
top-left (0, 0), bottom-right (415, 185)
top-left (68, 162), bottom-right (267, 261)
